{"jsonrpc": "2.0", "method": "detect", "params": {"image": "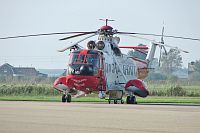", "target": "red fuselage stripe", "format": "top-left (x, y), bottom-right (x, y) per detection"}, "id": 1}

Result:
top-left (119, 46), bottom-right (148, 49)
